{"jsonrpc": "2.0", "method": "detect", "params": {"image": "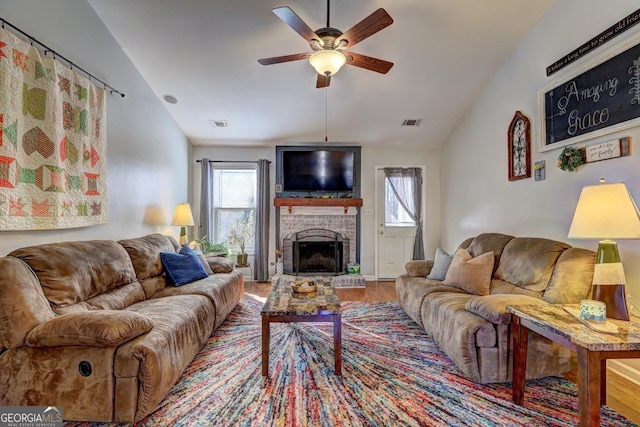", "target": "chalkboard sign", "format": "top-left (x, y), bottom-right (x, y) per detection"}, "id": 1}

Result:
top-left (540, 35), bottom-right (640, 151)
